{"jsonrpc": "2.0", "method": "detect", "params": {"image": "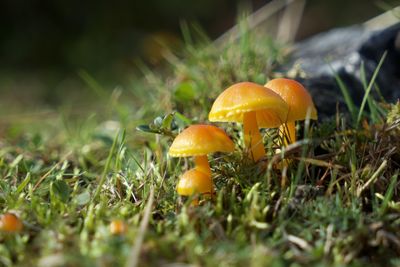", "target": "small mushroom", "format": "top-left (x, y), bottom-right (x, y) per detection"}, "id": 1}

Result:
top-left (176, 168), bottom-right (213, 205)
top-left (169, 124), bottom-right (235, 176)
top-left (265, 78), bottom-right (317, 144)
top-left (209, 82), bottom-right (288, 162)
top-left (109, 219), bottom-right (127, 235)
top-left (0, 213), bottom-right (23, 233)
